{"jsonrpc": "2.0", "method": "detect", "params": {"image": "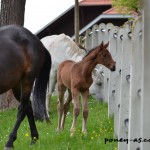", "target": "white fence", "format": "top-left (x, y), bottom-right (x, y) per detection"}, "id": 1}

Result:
top-left (80, 15), bottom-right (150, 150)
